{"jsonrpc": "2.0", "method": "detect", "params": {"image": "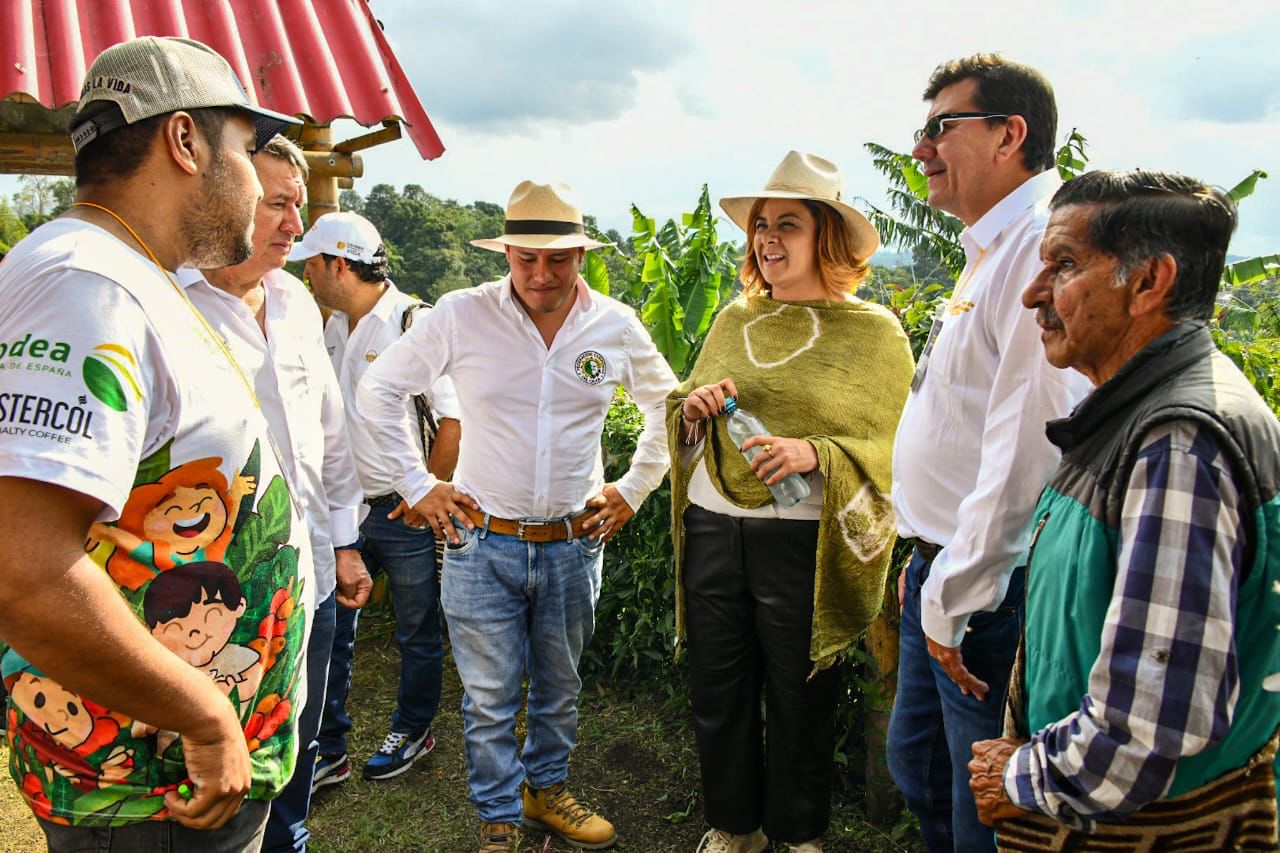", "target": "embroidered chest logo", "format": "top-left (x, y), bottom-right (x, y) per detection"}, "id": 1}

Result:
top-left (574, 351), bottom-right (606, 385)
